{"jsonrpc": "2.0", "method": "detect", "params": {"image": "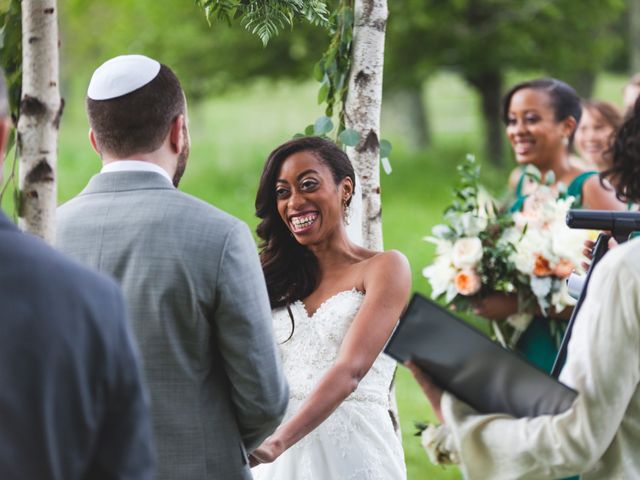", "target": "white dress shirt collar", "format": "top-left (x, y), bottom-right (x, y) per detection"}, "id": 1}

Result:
top-left (100, 160), bottom-right (173, 184)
